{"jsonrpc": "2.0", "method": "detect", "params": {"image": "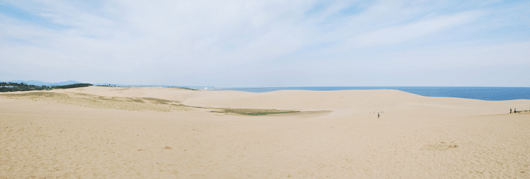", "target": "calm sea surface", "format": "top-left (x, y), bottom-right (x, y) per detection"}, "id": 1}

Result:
top-left (211, 87), bottom-right (530, 101)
